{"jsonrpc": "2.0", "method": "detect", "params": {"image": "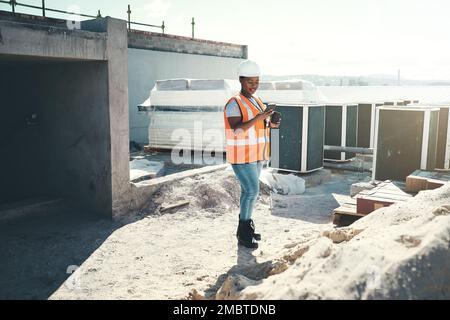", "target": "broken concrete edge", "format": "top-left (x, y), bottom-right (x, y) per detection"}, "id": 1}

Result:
top-left (0, 19), bottom-right (107, 39)
top-left (117, 164), bottom-right (230, 219)
top-left (0, 19), bottom-right (109, 61)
